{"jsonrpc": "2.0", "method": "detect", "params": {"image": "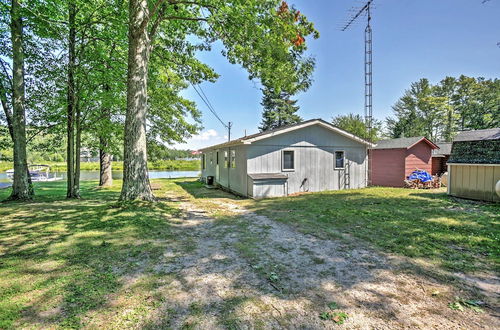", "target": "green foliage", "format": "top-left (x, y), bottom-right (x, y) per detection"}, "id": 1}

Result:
top-left (448, 297), bottom-right (484, 313)
top-left (387, 76), bottom-right (500, 141)
top-left (448, 140), bottom-right (500, 164)
top-left (259, 86), bottom-right (303, 131)
top-left (332, 113), bottom-right (382, 141)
